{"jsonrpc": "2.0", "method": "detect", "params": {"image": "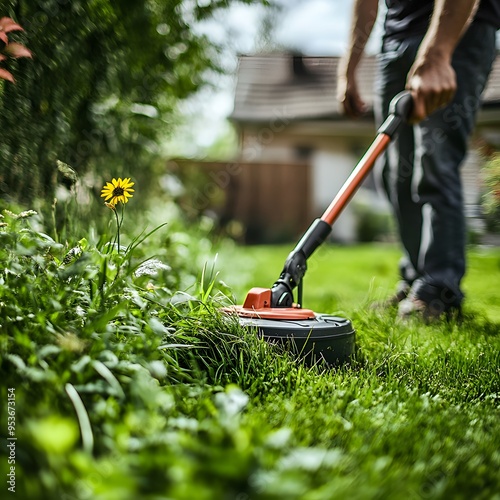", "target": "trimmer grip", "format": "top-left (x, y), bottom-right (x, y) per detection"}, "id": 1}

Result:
top-left (377, 90), bottom-right (413, 138)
